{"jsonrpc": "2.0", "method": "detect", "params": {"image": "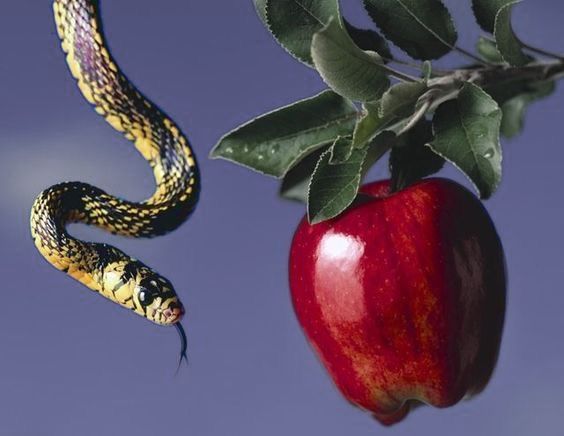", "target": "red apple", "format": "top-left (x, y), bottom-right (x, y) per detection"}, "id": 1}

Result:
top-left (289, 178), bottom-right (506, 425)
